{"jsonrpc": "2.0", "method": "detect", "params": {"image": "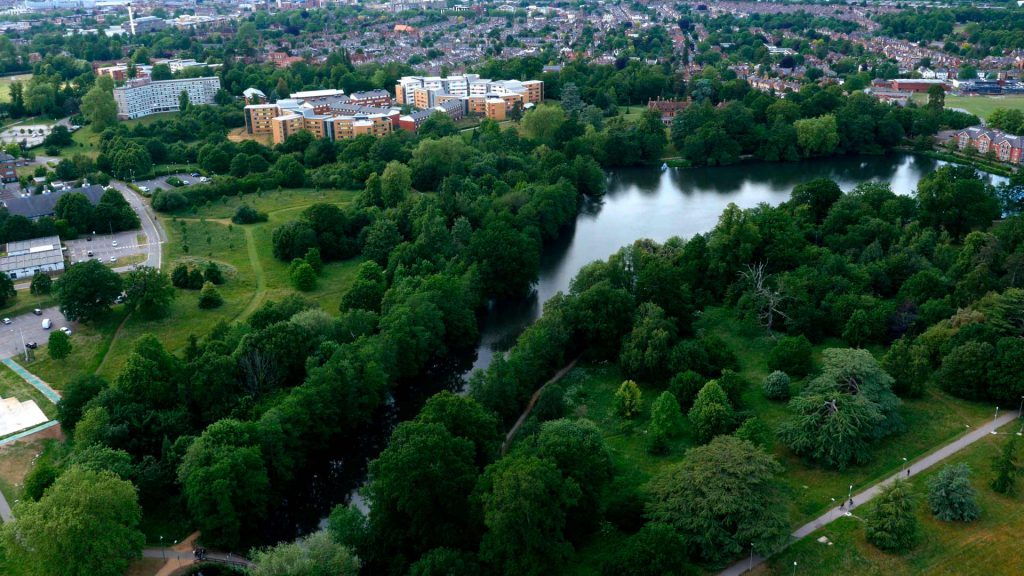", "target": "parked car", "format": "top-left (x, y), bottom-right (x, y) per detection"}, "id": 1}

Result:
top-left (109, 256), bottom-right (116, 263)
top-left (1, 318), bottom-right (9, 325)
top-left (86, 236), bottom-right (92, 241)
top-left (139, 186), bottom-right (150, 193)
top-left (32, 309), bottom-right (42, 316)
top-left (60, 326), bottom-right (72, 336)
top-left (190, 172), bottom-right (200, 178)
top-left (112, 240), bottom-right (118, 247)
top-left (41, 318), bottom-right (51, 329)
top-left (87, 250), bottom-right (93, 257)
top-left (25, 342), bottom-right (37, 350)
